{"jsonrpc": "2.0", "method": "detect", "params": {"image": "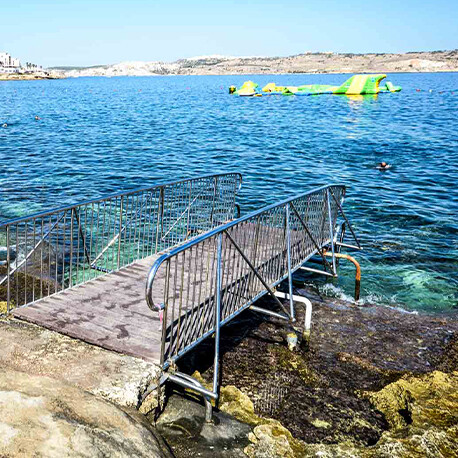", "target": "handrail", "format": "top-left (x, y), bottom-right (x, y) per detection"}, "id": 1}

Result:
top-left (145, 183), bottom-right (348, 312)
top-left (146, 184), bottom-right (358, 360)
top-left (0, 172), bottom-right (242, 227)
top-left (144, 183), bottom-right (360, 420)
